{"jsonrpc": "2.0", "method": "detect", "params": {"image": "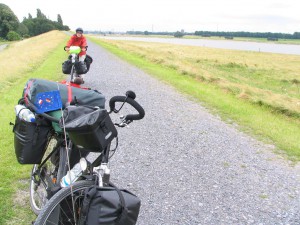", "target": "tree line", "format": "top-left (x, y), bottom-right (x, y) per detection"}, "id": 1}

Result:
top-left (0, 3), bottom-right (69, 41)
top-left (194, 31), bottom-right (300, 39)
top-left (125, 30), bottom-right (300, 39)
